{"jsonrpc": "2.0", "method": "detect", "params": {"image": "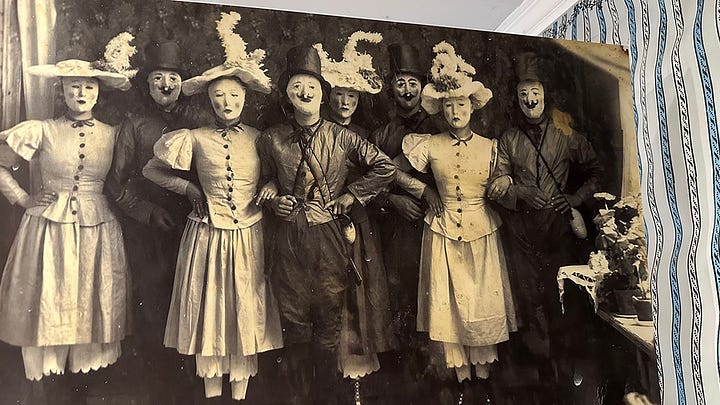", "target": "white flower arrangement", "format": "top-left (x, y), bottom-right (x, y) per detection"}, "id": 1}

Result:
top-left (589, 193), bottom-right (649, 304)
